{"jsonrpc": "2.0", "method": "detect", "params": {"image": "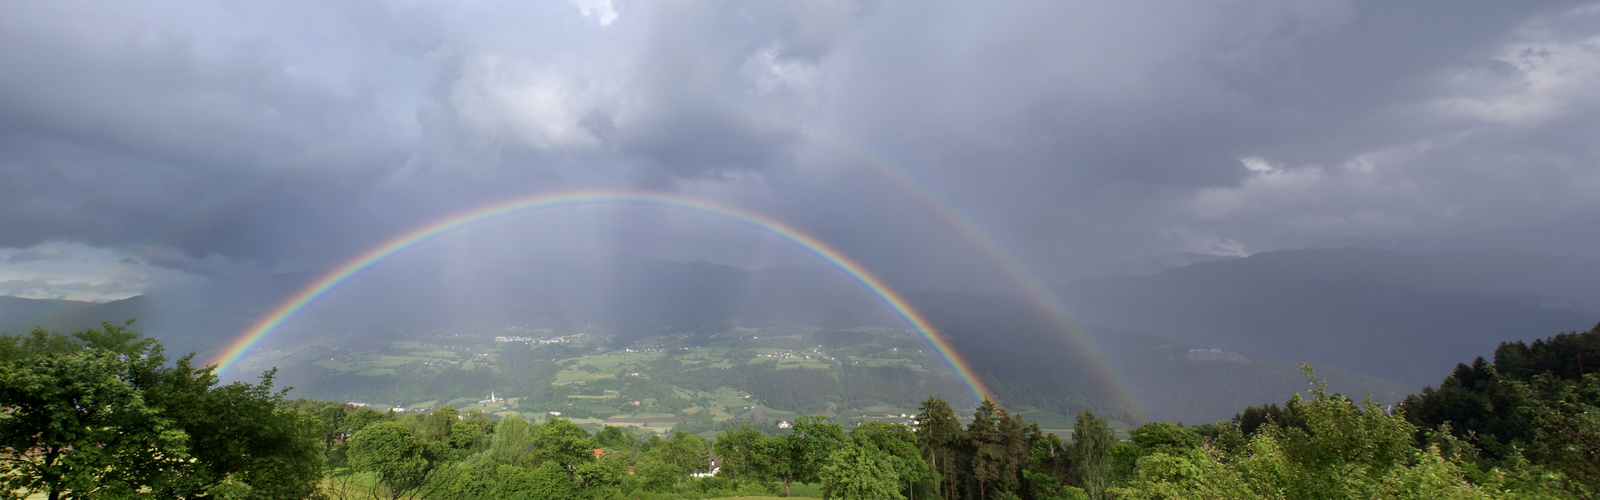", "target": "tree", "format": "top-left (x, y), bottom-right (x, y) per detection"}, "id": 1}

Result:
top-left (348, 422), bottom-right (436, 499)
top-left (1111, 421), bottom-right (1202, 482)
top-left (1024, 432), bottom-right (1075, 500)
top-left (1070, 411), bottom-right (1114, 500)
top-left (852, 421), bottom-right (935, 500)
top-left (596, 425), bottom-right (634, 450)
top-left (164, 369), bottom-right (327, 499)
top-left (0, 322), bottom-right (324, 499)
top-left (422, 406), bottom-right (460, 442)
top-left (968, 399), bottom-right (1007, 500)
top-left (1112, 367), bottom-right (1499, 499)
top-left (792, 415), bottom-right (848, 484)
top-left (714, 423), bottom-right (765, 484)
top-left (916, 396), bottom-right (965, 500)
top-left (490, 415), bottom-right (536, 467)
top-left (751, 432), bottom-right (805, 496)
top-left (628, 431), bottom-right (711, 494)
top-left (0, 348), bottom-right (185, 499)
top-left (1506, 373), bottom-right (1600, 495)
top-left (819, 442), bottom-right (905, 500)
top-left (530, 418), bottom-right (599, 470)
top-left (997, 407), bottom-right (1036, 497)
